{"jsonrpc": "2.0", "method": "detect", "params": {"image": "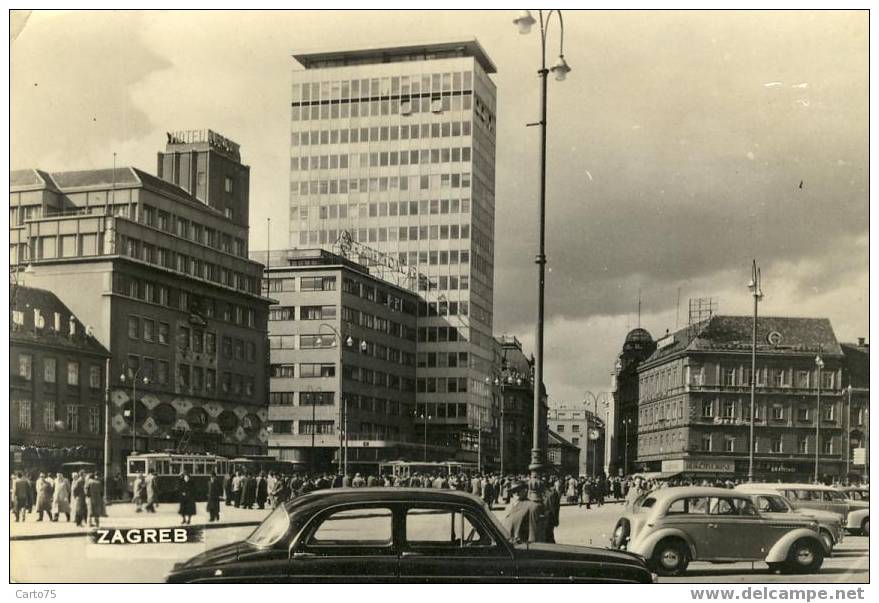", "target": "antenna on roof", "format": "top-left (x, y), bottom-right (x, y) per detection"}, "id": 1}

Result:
top-left (637, 288), bottom-right (642, 329)
top-left (266, 217), bottom-right (271, 270)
